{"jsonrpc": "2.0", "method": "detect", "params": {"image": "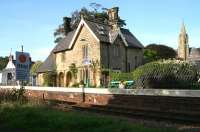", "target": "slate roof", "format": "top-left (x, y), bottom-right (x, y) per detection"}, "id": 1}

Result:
top-left (84, 20), bottom-right (144, 49)
top-left (53, 30), bottom-right (76, 53)
top-left (53, 19), bottom-right (143, 53)
top-left (36, 52), bottom-right (55, 73)
top-left (120, 28), bottom-right (144, 49)
top-left (37, 19), bottom-right (144, 73)
top-left (84, 20), bottom-right (110, 43)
